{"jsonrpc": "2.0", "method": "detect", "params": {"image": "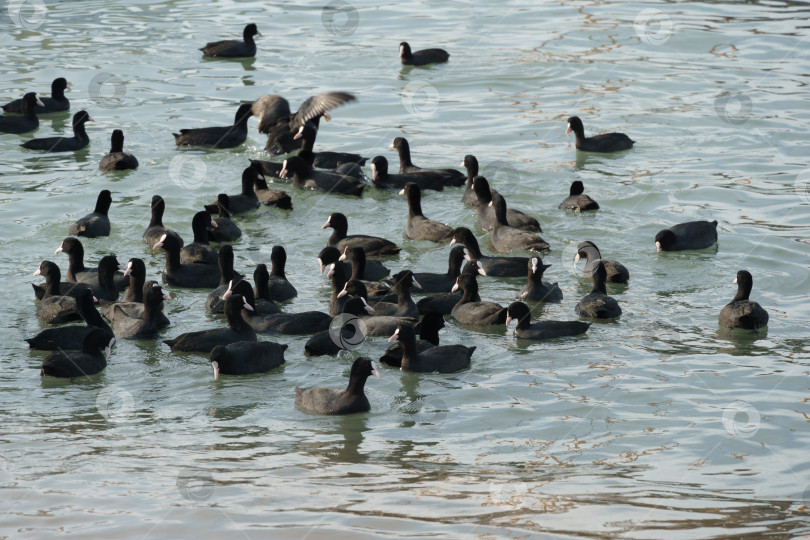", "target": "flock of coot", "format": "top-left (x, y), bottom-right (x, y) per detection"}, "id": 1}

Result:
top-left (4, 23), bottom-right (769, 416)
